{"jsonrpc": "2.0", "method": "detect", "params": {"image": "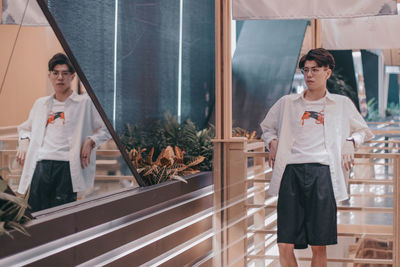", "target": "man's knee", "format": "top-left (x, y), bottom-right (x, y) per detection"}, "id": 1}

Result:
top-left (311, 245), bottom-right (326, 256)
top-left (278, 243), bottom-right (295, 254)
